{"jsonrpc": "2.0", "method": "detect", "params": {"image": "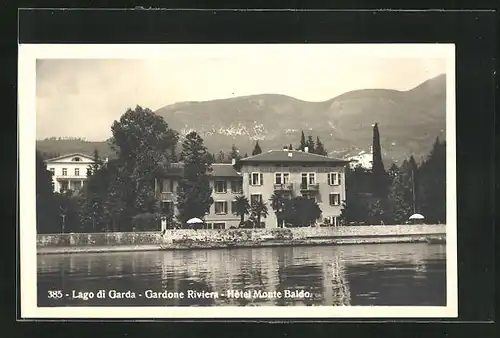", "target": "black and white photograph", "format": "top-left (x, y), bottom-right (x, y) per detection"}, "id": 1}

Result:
top-left (19, 44), bottom-right (457, 318)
